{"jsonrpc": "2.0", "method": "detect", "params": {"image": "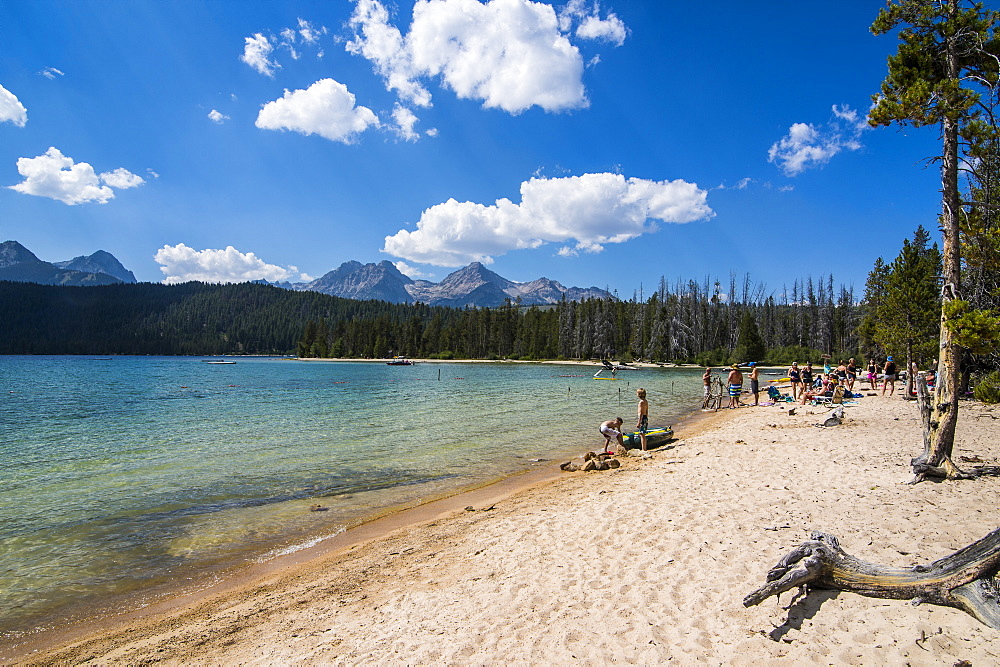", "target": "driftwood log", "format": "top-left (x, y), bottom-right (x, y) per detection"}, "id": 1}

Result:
top-left (744, 529), bottom-right (1000, 629)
